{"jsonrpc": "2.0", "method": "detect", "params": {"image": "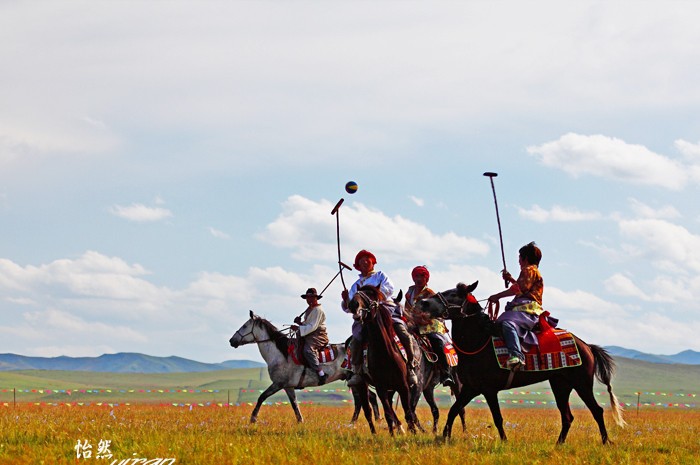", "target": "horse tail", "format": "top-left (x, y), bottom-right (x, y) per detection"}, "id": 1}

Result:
top-left (590, 344), bottom-right (627, 428)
